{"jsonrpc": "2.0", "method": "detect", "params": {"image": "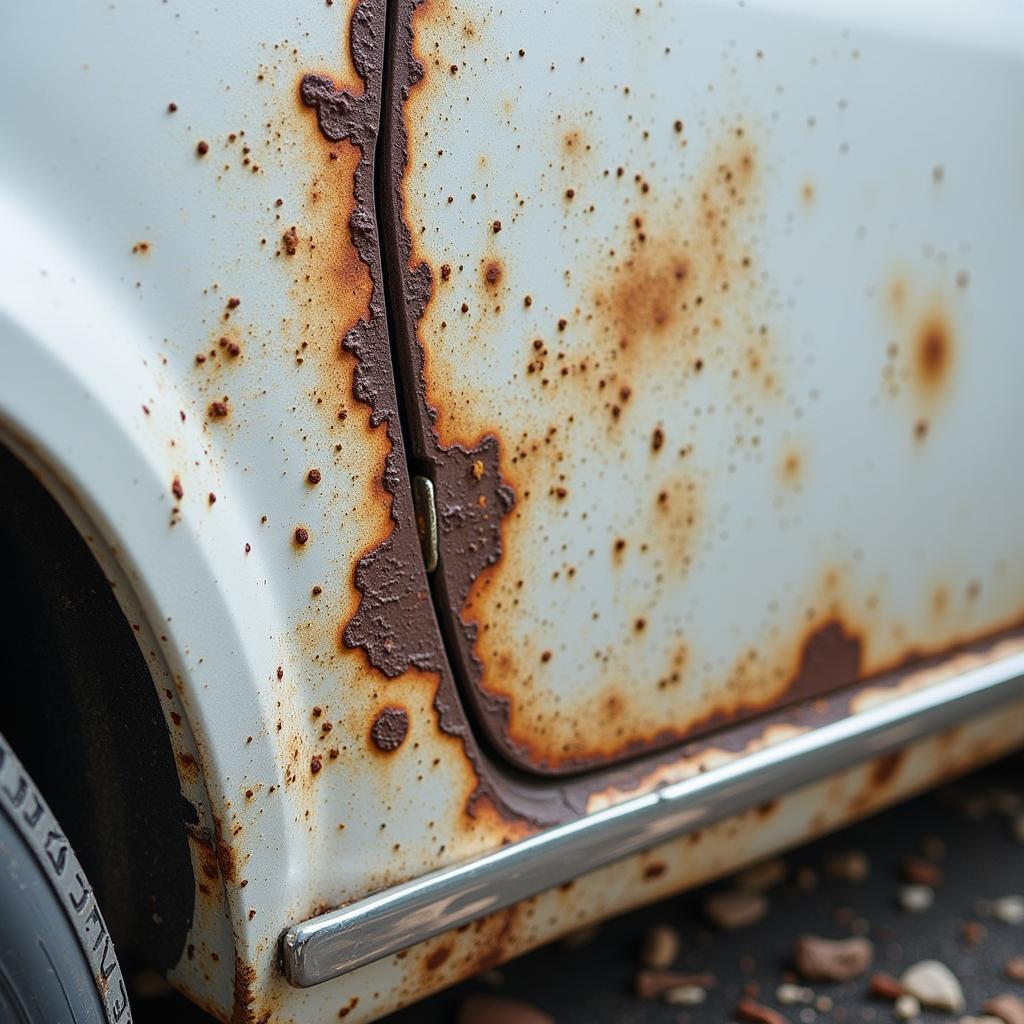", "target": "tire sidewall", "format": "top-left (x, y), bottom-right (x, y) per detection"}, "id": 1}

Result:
top-left (0, 731), bottom-right (132, 1023)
